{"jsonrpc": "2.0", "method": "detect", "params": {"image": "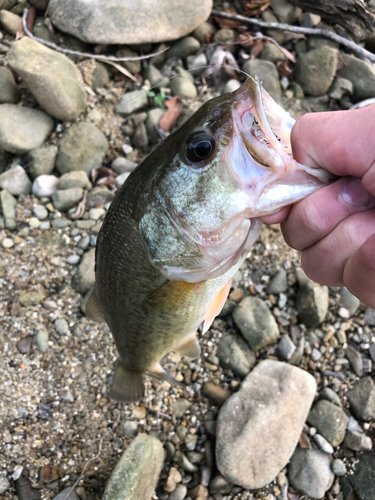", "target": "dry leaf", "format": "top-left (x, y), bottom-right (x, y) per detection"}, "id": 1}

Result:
top-left (98, 59), bottom-right (137, 82)
top-left (204, 46), bottom-right (240, 85)
top-left (214, 8), bottom-right (242, 29)
top-left (159, 96), bottom-right (183, 133)
top-left (277, 59), bottom-right (294, 78)
top-left (242, 0), bottom-right (270, 16)
top-left (91, 166), bottom-right (118, 185)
